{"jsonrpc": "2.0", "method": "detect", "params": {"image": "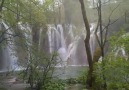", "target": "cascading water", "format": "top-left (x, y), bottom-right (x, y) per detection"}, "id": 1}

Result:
top-left (46, 23), bottom-right (97, 66)
top-left (0, 22), bottom-right (97, 72)
top-left (47, 24), bottom-right (67, 66)
top-left (47, 24), bottom-right (66, 53)
top-left (0, 22), bottom-right (19, 72)
top-left (88, 0), bottom-right (118, 8)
